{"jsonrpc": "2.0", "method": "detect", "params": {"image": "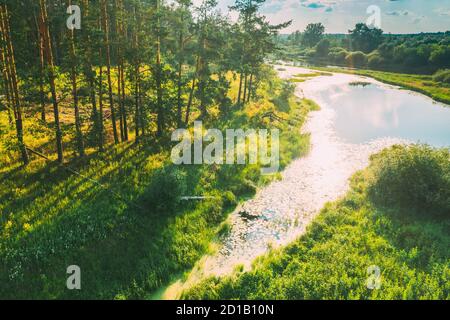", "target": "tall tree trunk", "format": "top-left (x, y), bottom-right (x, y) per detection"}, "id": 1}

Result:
top-left (115, 0), bottom-right (128, 142)
top-left (101, 0), bottom-right (119, 144)
top-left (237, 72), bottom-right (243, 105)
top-left (1, 17), bottom-right (14, 126)
top-left (38, 46), bottom-right (46, 123)
top-left (0, 5), bottom-right (29, 165)
top-left (198, 74), bottom-right (206, 118)
top-left (134, 64), bottom-right (140, 139)
top-left (39, 0), bottom-right (63, 163)
top-left (98, 47), bottom-right (105, 151)
top-left (242, 73), bottom-right (248, 105)
top-left (247, 73), bottom-right (253, 103)
top-left (0, 34), bottom-right (14, 129)
top-left (176, 5), bottom-right (189, 128)
top-left (115, 1), bottom-right (124, 141)
top-left (2, 82), bottom-right (13, 126)
top-left (120, 61), bottom-right (128, 141)
top-left (133, 4), bottom-right (141, 140)
top-left (33, 10), bottom-right (46, 122)
top-left (117, 63), bottom-right (124, 141)
top-left (155, 0), bottom-right (164, 136)
top-left (68, 0), bottom-right (85, 157)
top-left (198, 34), bottom-right (207, 119)
top-left (6, 101), bottom-right (13, 126)
top-left (82, 0), bottom-right (101, 151)
top-left (0, 46), bottom-right (13, 127)
top-left (176, 30), bottom-right (184, 128)
top-left (185, 56), bottom-right (199, 125)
